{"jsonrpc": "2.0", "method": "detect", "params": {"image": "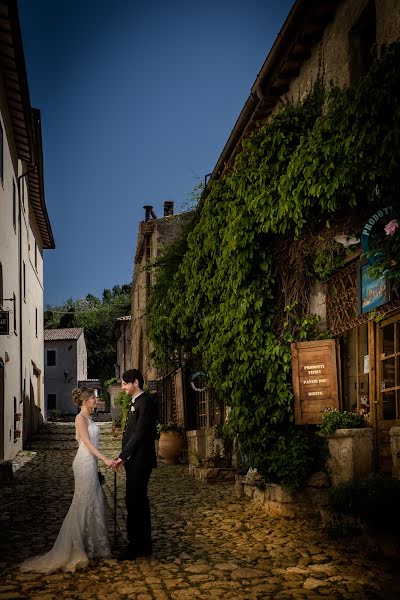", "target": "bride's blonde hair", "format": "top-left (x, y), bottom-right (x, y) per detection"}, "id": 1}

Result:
top-left (72, 387), bottom-right (95, 407)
